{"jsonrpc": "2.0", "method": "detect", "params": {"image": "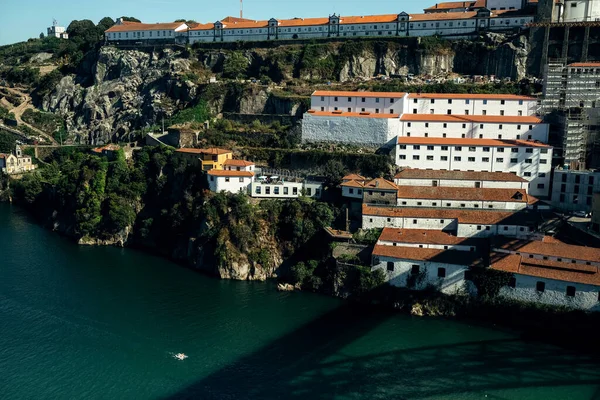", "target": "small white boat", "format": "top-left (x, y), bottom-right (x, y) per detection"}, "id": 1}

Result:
top-left (174, 353), bottom-right (188, 360)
